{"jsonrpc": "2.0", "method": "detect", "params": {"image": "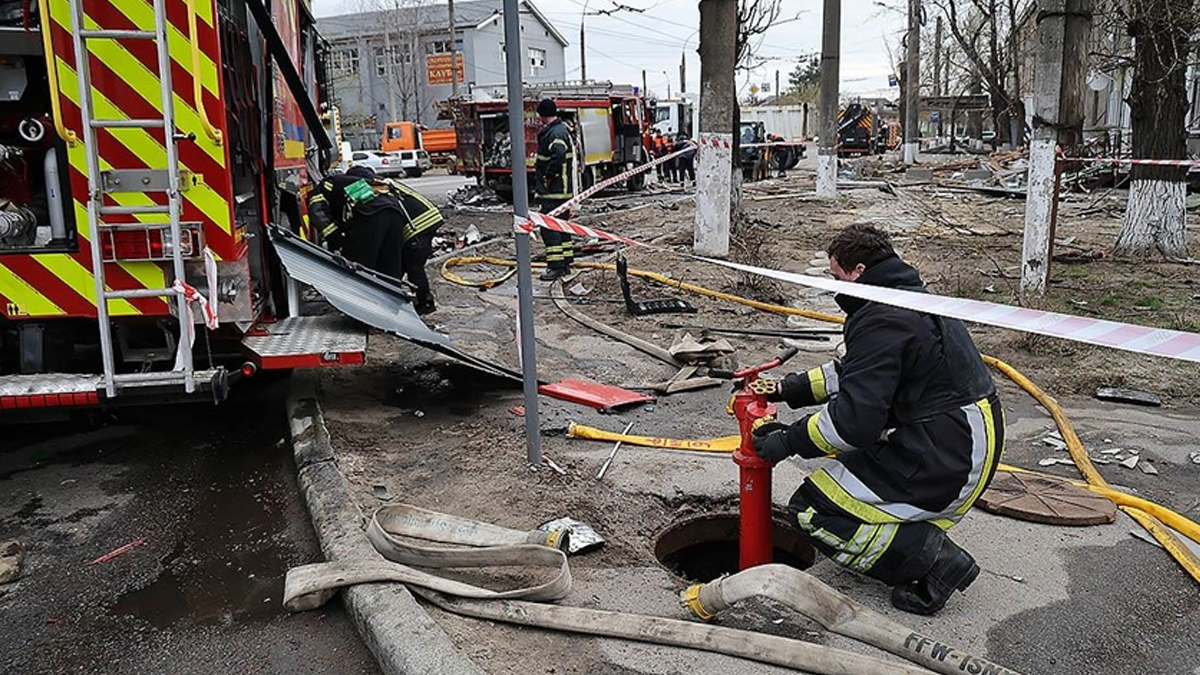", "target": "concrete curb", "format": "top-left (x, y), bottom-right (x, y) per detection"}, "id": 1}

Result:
top-left (286, 371), bottom-right (484, 675)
